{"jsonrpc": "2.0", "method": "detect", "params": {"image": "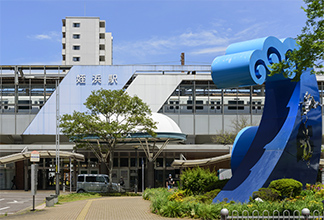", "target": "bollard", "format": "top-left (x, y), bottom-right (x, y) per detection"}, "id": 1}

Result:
top-left (302, 208), bottom-right (310, 220)
top-left (46, 196), bottom-right (55, 207)
top-left (220, 208), bottom-right (229, 220)
top-left (50, 194), bottom-right (58, 204)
